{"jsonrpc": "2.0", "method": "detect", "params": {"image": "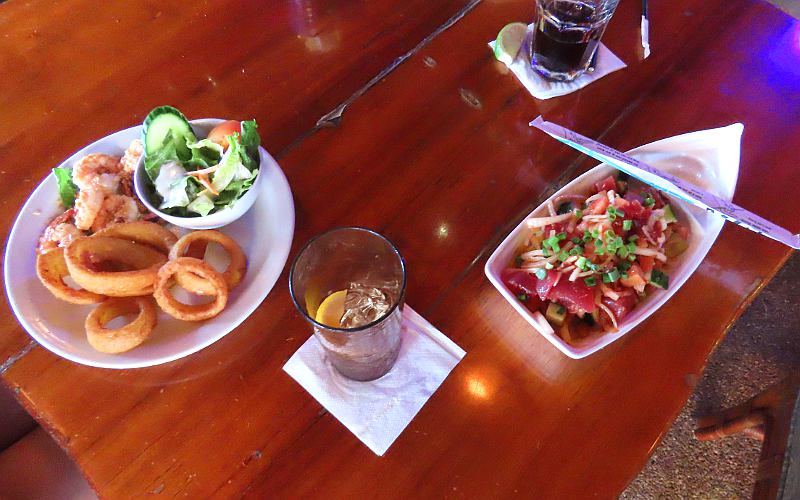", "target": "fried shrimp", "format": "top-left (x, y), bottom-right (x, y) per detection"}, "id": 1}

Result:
top-left (72, 153), bottom-right (122, 192)
top-left (90, 195), bottom-right (140, 232)
top-left (119, 139), bottom-right (143, 173)
top-left (74, 187), bottom-right (105, 231)
top-left (38, 209), bottom-right (81, 254)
